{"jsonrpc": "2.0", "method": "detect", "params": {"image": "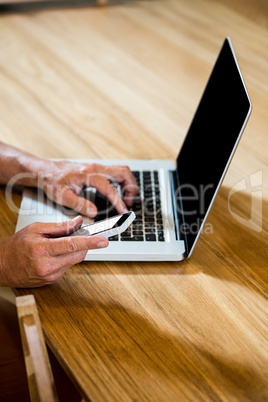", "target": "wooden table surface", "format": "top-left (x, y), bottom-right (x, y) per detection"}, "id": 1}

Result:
top-left (0, 0), bottom-right (267, 400)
